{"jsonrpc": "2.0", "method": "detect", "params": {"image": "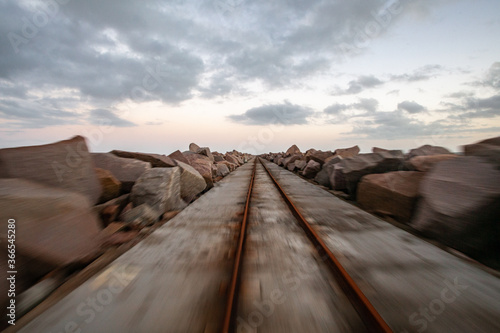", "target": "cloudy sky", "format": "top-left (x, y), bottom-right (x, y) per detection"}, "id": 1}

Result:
top-left (1, 0), bottom-right (499, 154)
